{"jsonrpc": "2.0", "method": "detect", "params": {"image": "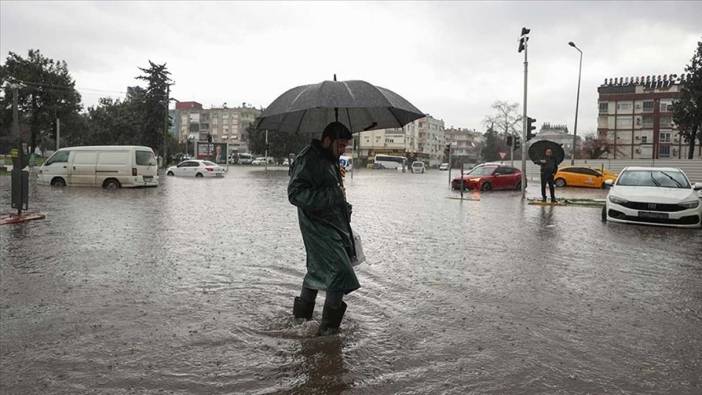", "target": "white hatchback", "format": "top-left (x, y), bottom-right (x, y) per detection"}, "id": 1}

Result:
top-left (604, 167), bottom-right (702, 228)
top-left (166, 160), bottom-right (225, 178)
